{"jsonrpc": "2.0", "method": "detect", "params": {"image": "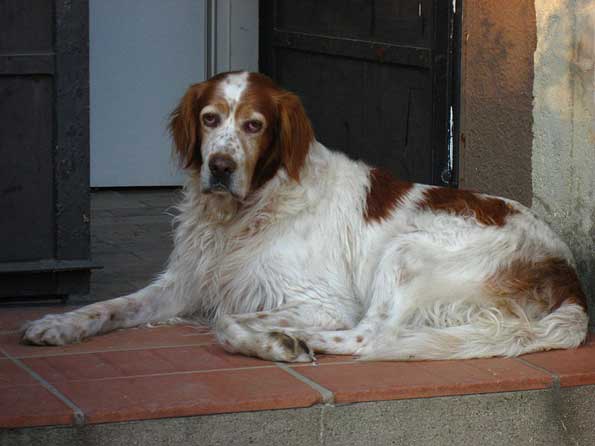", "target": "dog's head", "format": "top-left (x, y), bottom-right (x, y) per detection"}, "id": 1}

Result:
top-left (169, 71), bottom-right (314, 200)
